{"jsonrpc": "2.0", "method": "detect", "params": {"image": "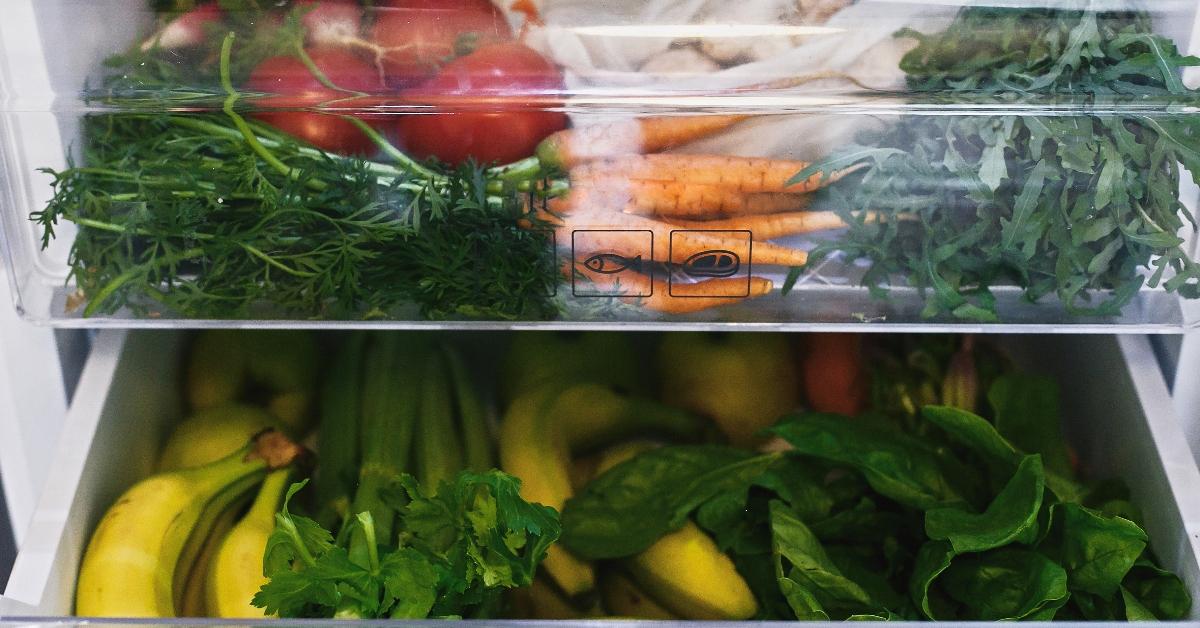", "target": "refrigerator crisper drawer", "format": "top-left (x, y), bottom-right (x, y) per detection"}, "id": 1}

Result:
top-left (1, 331), bottom-right (1199, 623)
top-left (3, 2), bottom-right (1200, 330)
